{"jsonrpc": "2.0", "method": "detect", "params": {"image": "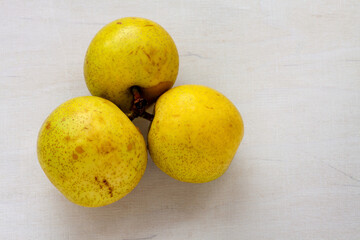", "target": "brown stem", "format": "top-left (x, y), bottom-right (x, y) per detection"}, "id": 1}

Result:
top-left (127, 87), bottom-right (154, 121)
top-left (142, 111), bottom-right (154, 121)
